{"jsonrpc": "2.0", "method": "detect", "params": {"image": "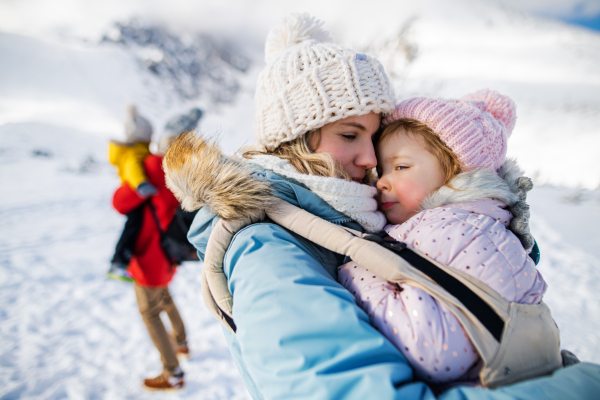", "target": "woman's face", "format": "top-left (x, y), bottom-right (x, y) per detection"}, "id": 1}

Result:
top-left (311, 112), bottom-right (380, 183)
